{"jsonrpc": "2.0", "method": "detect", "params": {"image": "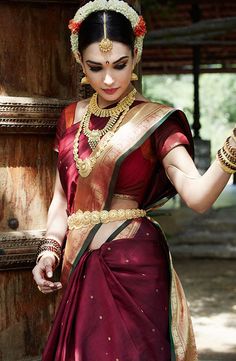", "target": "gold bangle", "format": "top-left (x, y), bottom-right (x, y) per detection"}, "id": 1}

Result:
top-left (225, 137), bottom-right (236, 156)
top-left (232, 128), bottom-right (236, 144)
top-left (219, 148), bottom-right (236, 169)
top-left (36, 250), bottom-right (60, 265)
top-left (222, 146), bottom-right (236, 164)
top-left (218, 149), bottom-right (236, 170)
top-left (216, 152), bottom-right (236, 174)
